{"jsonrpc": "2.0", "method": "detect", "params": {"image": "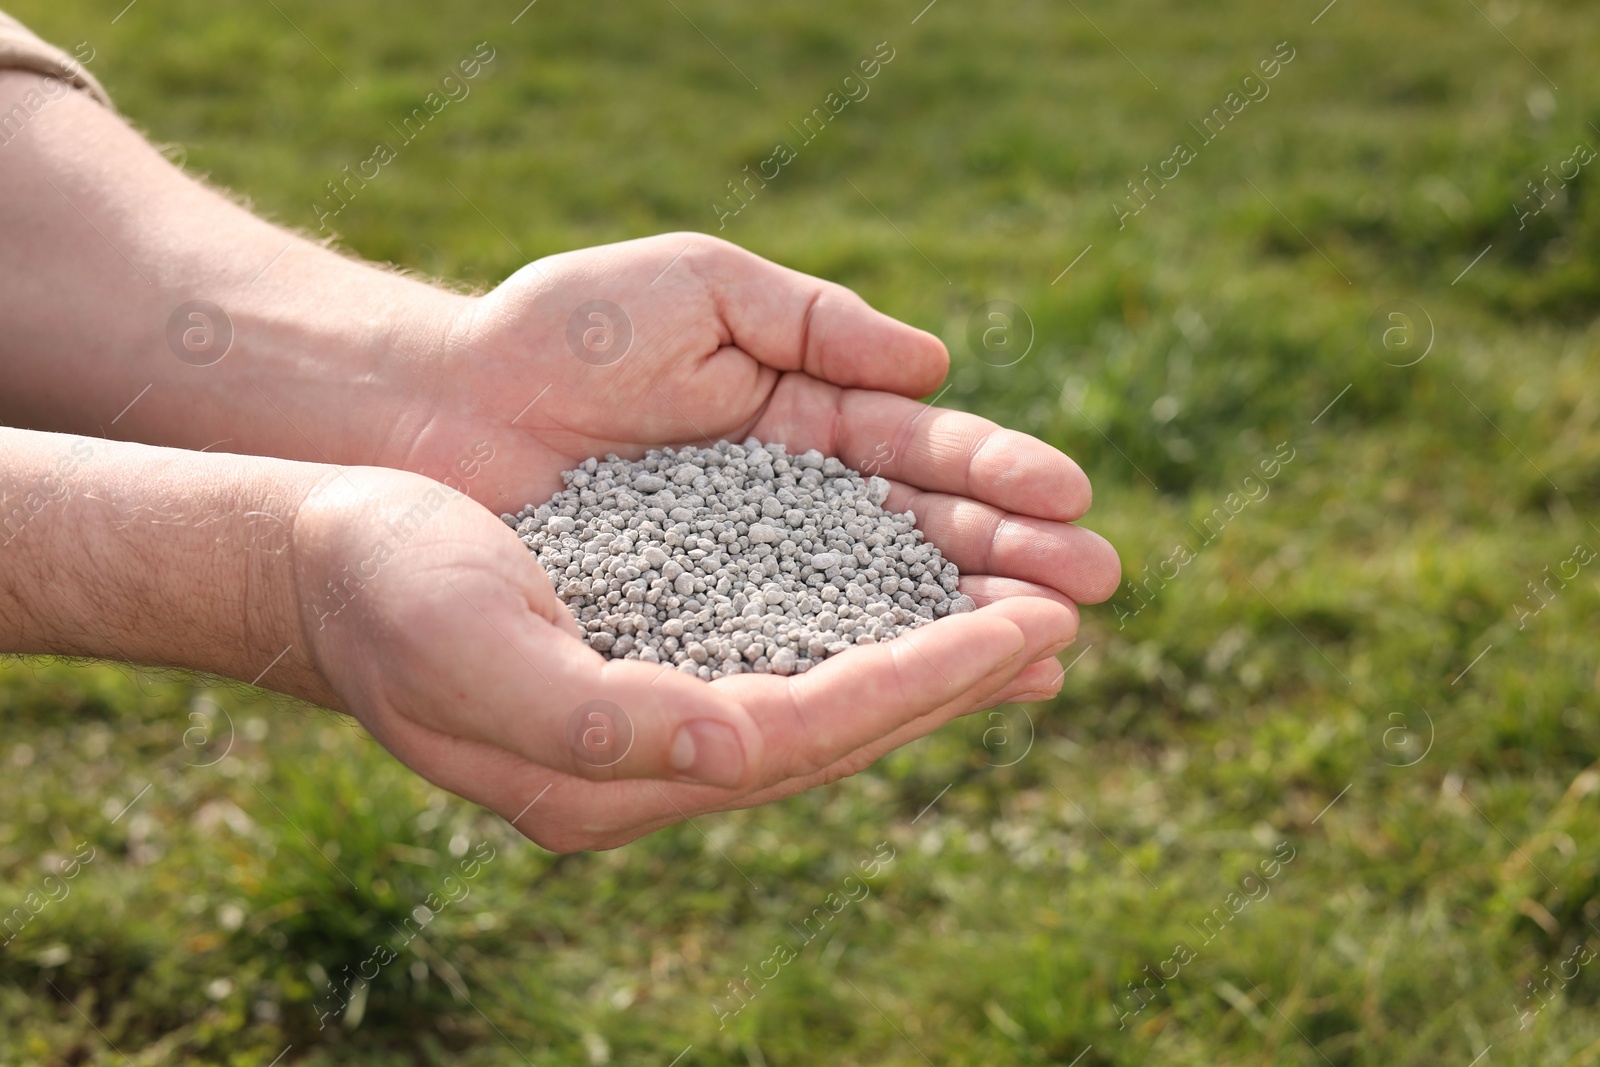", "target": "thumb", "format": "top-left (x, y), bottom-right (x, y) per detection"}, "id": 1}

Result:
top-left (420, 596), bottom-right (765, 789)
top-left (671, 233), bottom-right (948, 396)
